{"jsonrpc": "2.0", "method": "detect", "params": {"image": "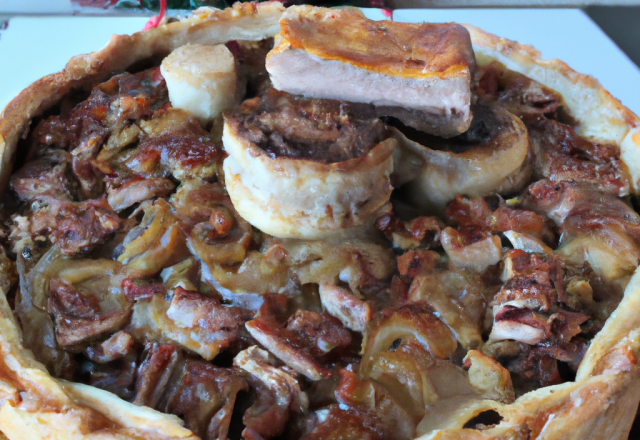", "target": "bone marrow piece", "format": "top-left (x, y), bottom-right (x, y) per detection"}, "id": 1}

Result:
top-left (266, 6), bottom-right (476, 138)
top-left (161, 43), bottom-right (238, 127)
top-left (223, 88), bottom-right (396, 239)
